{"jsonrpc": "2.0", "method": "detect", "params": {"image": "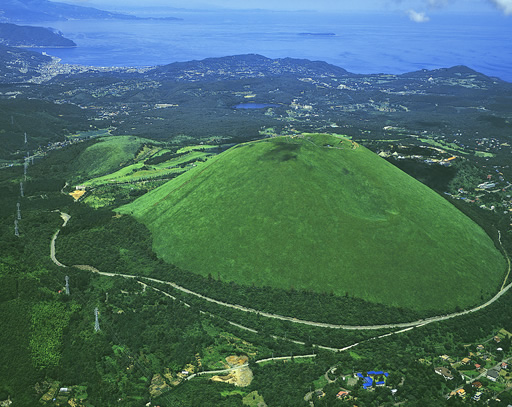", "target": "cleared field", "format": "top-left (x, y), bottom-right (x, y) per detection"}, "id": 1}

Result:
top-left (119, 134), bottom-right (506, 312)
top-left (82, 149), bottom-right (211, 187)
